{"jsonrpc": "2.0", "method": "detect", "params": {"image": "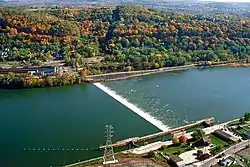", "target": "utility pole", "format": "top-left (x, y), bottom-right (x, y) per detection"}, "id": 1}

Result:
top-left (103, 125), bottom-right (118, 165)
